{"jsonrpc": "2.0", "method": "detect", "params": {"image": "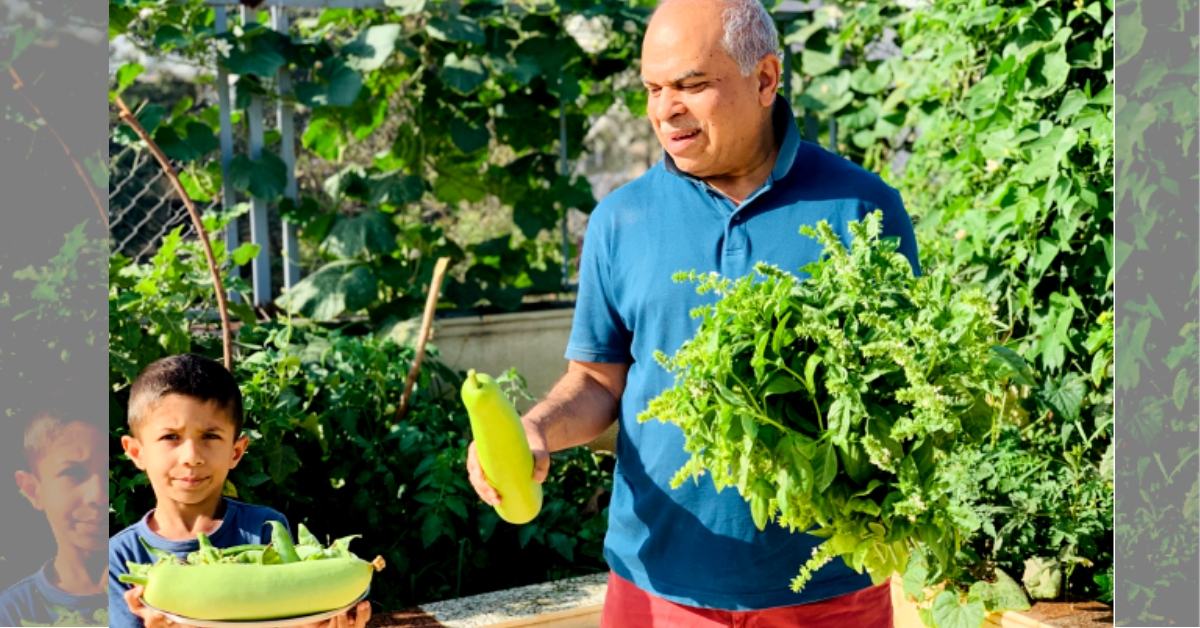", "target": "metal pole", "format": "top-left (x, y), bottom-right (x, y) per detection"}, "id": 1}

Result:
top-left (242, 5), bottom-right (272, 306)
top-left (214, 6), bottom-right (241, 302)
top-left (272, 6), bottom-right (302, 291)
top-left (560, 65), bottom-right (570, 292)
